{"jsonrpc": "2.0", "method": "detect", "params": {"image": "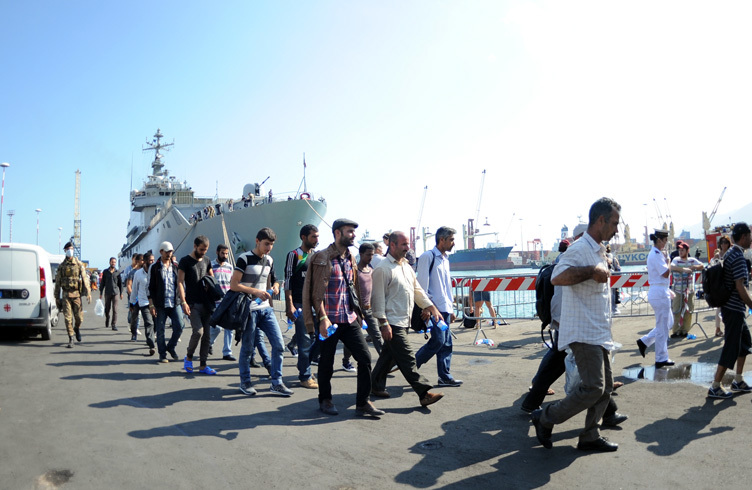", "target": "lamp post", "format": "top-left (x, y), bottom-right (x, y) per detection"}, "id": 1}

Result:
top-left (1, 162), bottom-right (9, 242)
top-left (519, 218), bottom-right (524, 253)
top-left (7, 210), bottom-right (15, 242)
top-left (35, 208), bottom-right (42, 245)
top-left (58, 227), bottom-right (63, 253)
